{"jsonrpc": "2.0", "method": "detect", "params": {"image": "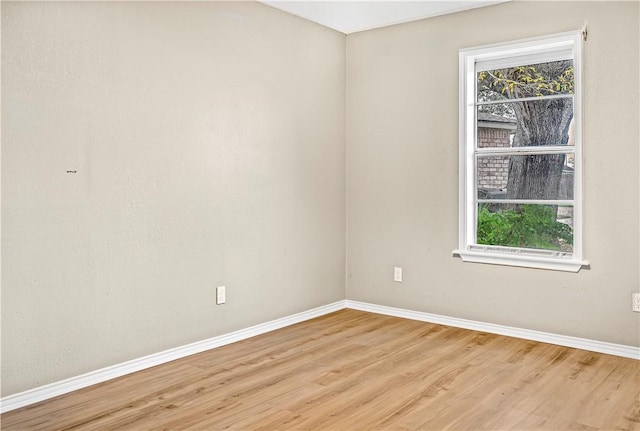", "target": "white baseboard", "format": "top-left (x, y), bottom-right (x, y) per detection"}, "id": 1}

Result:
top-left (346, 300), bottom-right (640, 360)
top-left (3, 299), bottom-right (638, 413)
top-left (0, 300), bottom-right (347, 414)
